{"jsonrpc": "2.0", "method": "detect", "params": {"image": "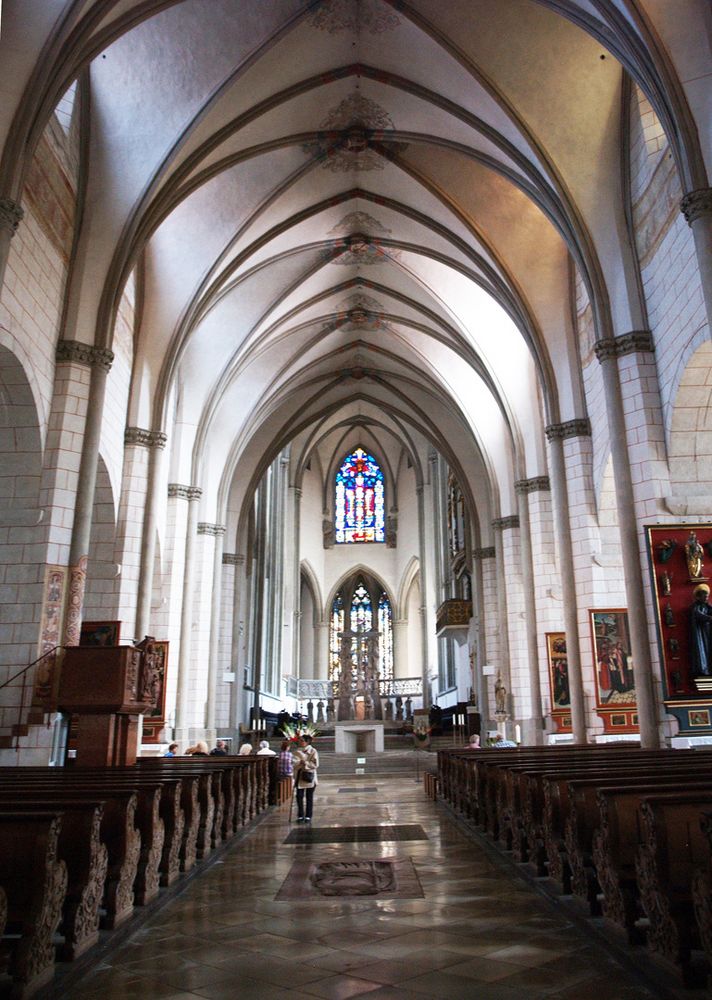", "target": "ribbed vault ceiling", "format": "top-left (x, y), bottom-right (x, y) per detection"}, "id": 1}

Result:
top-left (2, 0), bottom-right (707, 534)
